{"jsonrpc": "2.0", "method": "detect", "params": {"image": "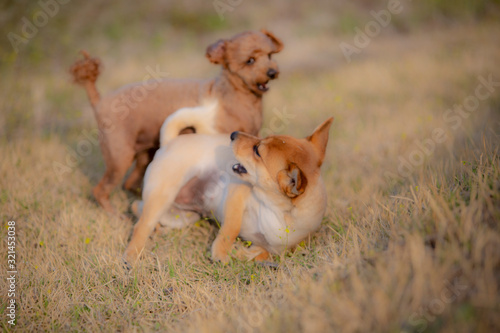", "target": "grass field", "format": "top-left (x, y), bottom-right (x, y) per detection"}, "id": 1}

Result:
top-left (1, 1), bottom-right (500, 332)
